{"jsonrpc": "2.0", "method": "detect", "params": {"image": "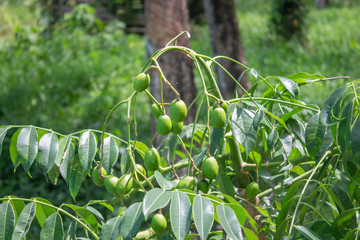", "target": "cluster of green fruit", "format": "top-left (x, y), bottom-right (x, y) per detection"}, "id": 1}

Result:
top-left (91, 163), bottom-right (146, 196)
